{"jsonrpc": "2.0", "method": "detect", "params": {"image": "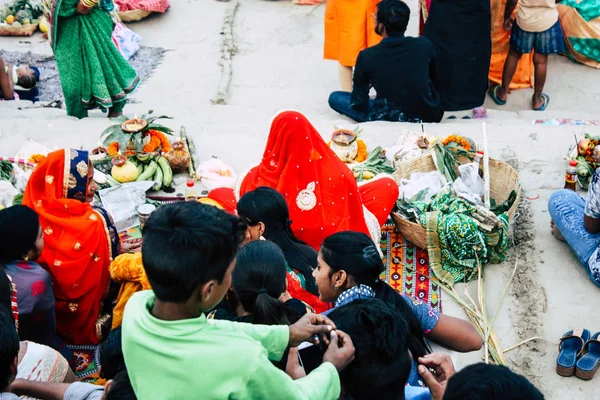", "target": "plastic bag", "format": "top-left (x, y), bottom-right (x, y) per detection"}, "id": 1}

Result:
top-left (112, 22), bottom-right (142, 60)
top-left (400, 171), bottom-right (447, 202)
top-left (0, 181), bottom-right (19, 208)
top-left (197, 158), bottom-right (237, 191)
top-left (455, 162), bottom-right (484, 205)
top-left (10, 163), bottom-right (31, 193)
